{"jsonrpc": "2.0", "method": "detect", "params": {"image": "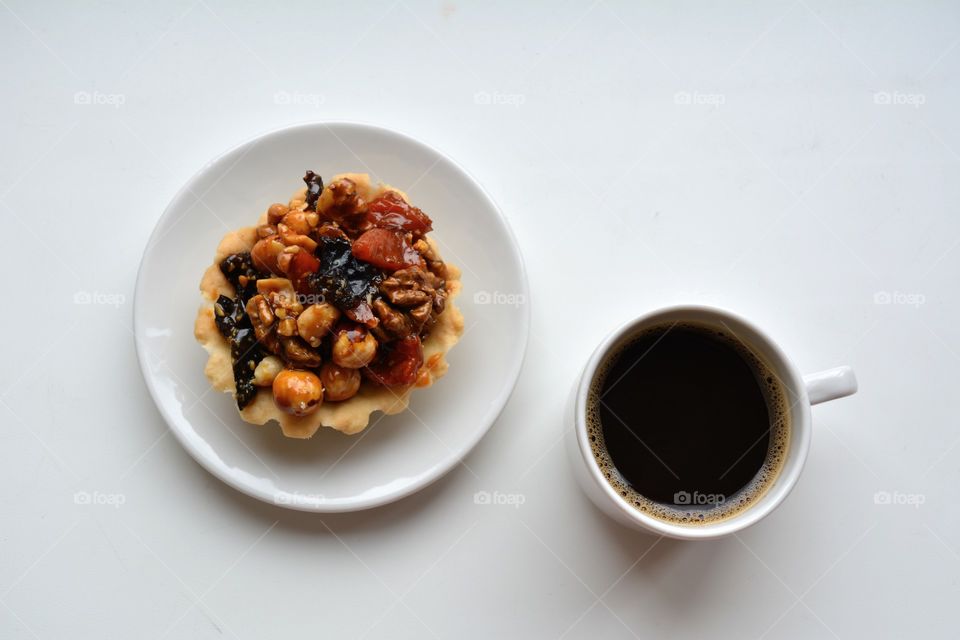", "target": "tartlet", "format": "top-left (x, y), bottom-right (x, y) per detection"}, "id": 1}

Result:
top-left (194, 172), bottom-right (464, 437)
